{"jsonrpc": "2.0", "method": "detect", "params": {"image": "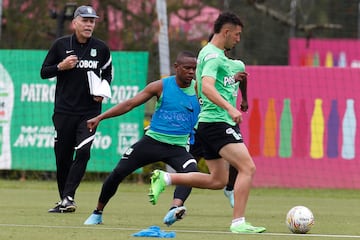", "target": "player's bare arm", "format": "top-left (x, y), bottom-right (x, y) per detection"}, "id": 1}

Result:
top-left (238, 74), bottom-right (248, 112)
top-left (87, 80), bottom-right (162, 131)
